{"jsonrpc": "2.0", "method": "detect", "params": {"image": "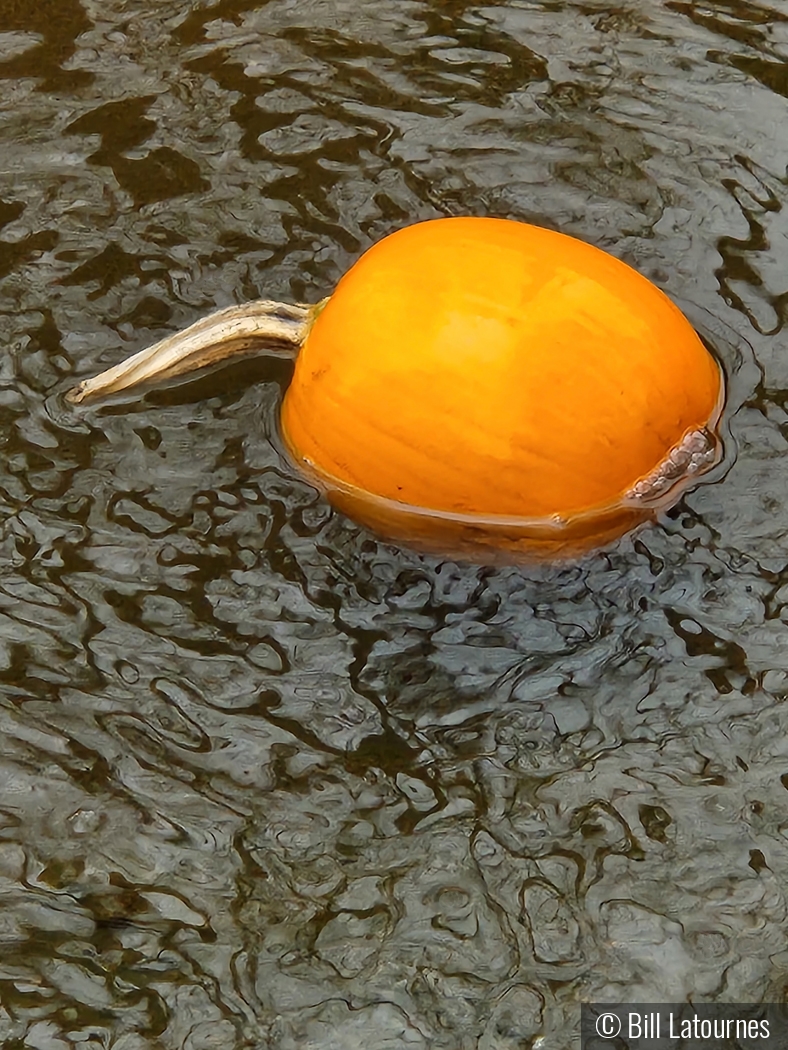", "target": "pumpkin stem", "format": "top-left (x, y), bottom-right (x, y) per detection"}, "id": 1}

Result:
top-left (67, 298), bottom-right (319, 404)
